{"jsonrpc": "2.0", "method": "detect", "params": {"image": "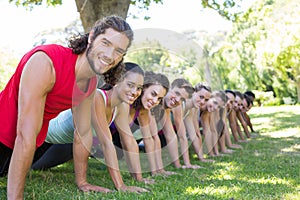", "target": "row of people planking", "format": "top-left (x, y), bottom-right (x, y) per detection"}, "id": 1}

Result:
top-left (0, 15), bottom-right (256, 198)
